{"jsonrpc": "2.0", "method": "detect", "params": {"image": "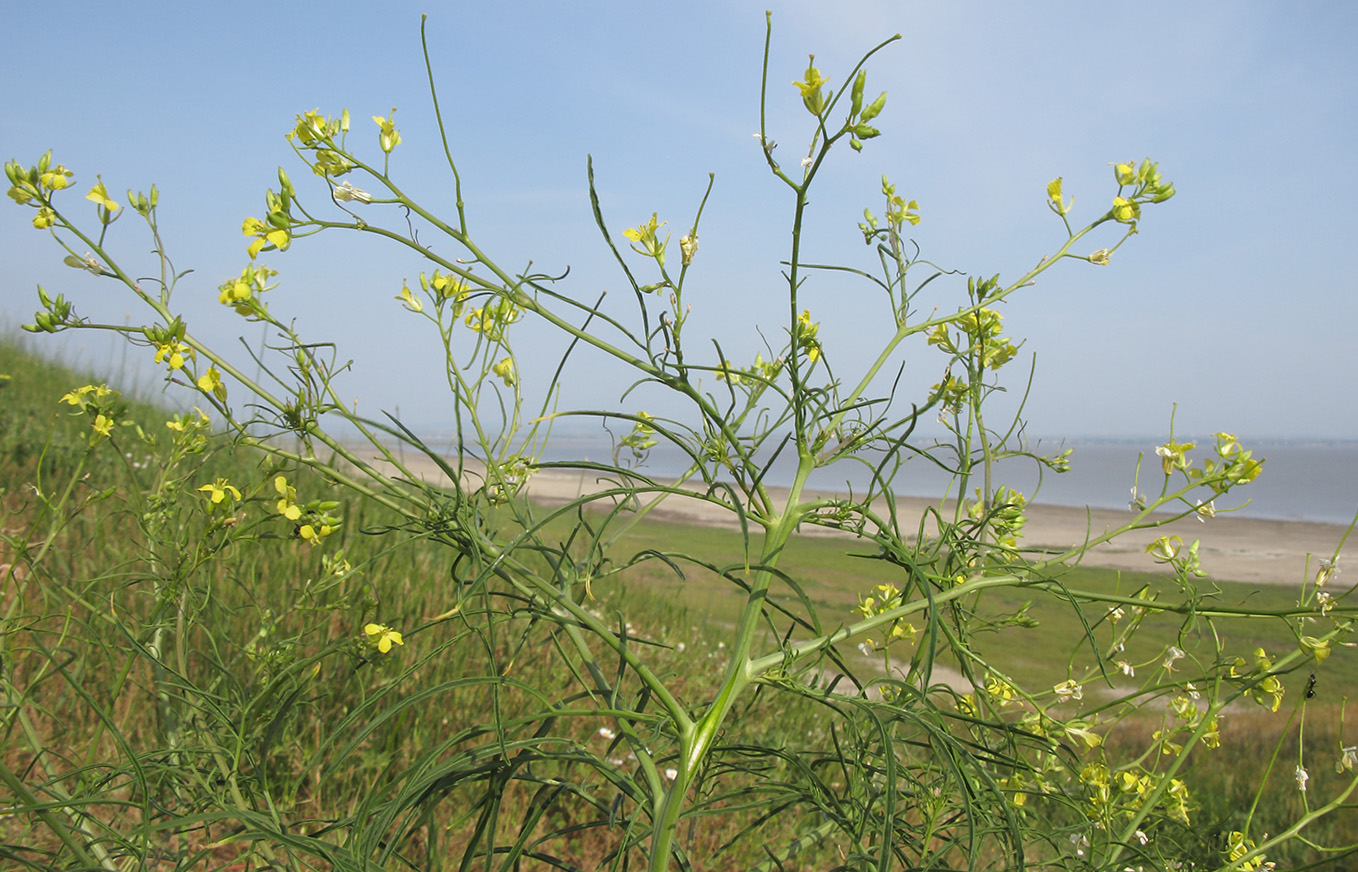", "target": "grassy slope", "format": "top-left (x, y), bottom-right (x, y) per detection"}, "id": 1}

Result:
top-left (3, 338), bottom-right (1354, 869)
